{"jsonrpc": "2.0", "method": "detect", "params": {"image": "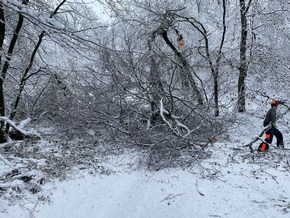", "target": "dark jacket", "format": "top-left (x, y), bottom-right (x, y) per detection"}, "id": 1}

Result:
top-left (263, 108), bottom-right (276, 127)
